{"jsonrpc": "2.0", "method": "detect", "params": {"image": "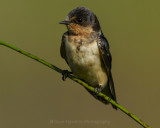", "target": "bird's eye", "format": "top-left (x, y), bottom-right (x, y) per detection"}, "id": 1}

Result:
top-left (77, 18), bottom-right (83, 23)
